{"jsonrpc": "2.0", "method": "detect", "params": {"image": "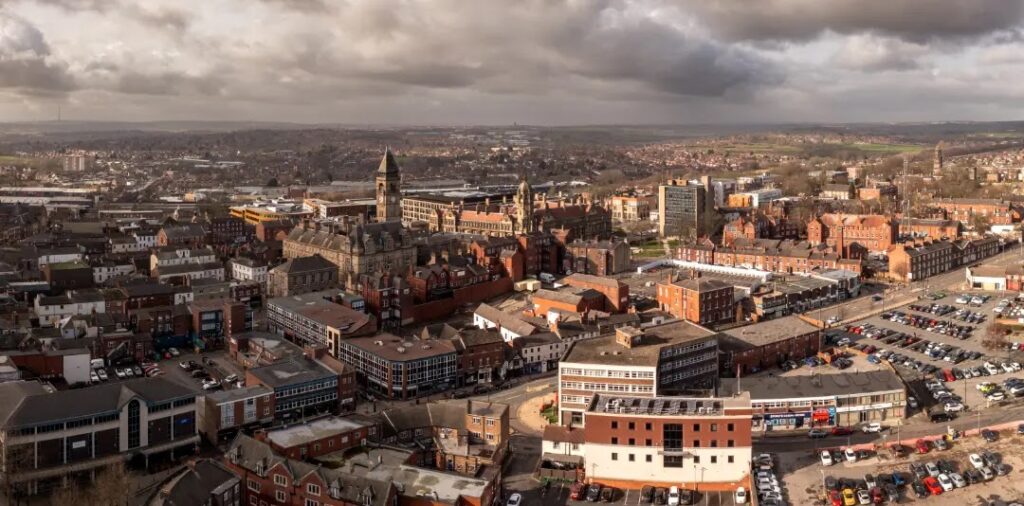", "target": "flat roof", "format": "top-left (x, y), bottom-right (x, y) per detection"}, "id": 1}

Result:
top-left (562, 320), bottom-right (715, 367)
top-left (719, 369), bottom-right (905, 400)
top-left (719, 315), bottom-right (819, 347)
top-left (266, 415), bottom-right (372, 449)
top-left (589, 392), bottom-right (750, 416)
top-left (344, 334), bottom-right (457, 361)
